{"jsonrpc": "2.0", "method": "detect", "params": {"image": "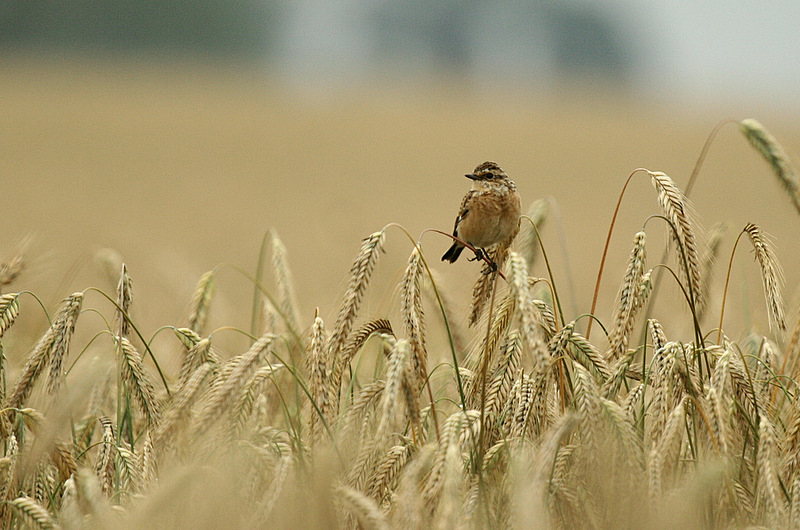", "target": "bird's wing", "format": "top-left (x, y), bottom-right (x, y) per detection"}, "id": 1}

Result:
top-left (453, 189), bottom-right (479, 236)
